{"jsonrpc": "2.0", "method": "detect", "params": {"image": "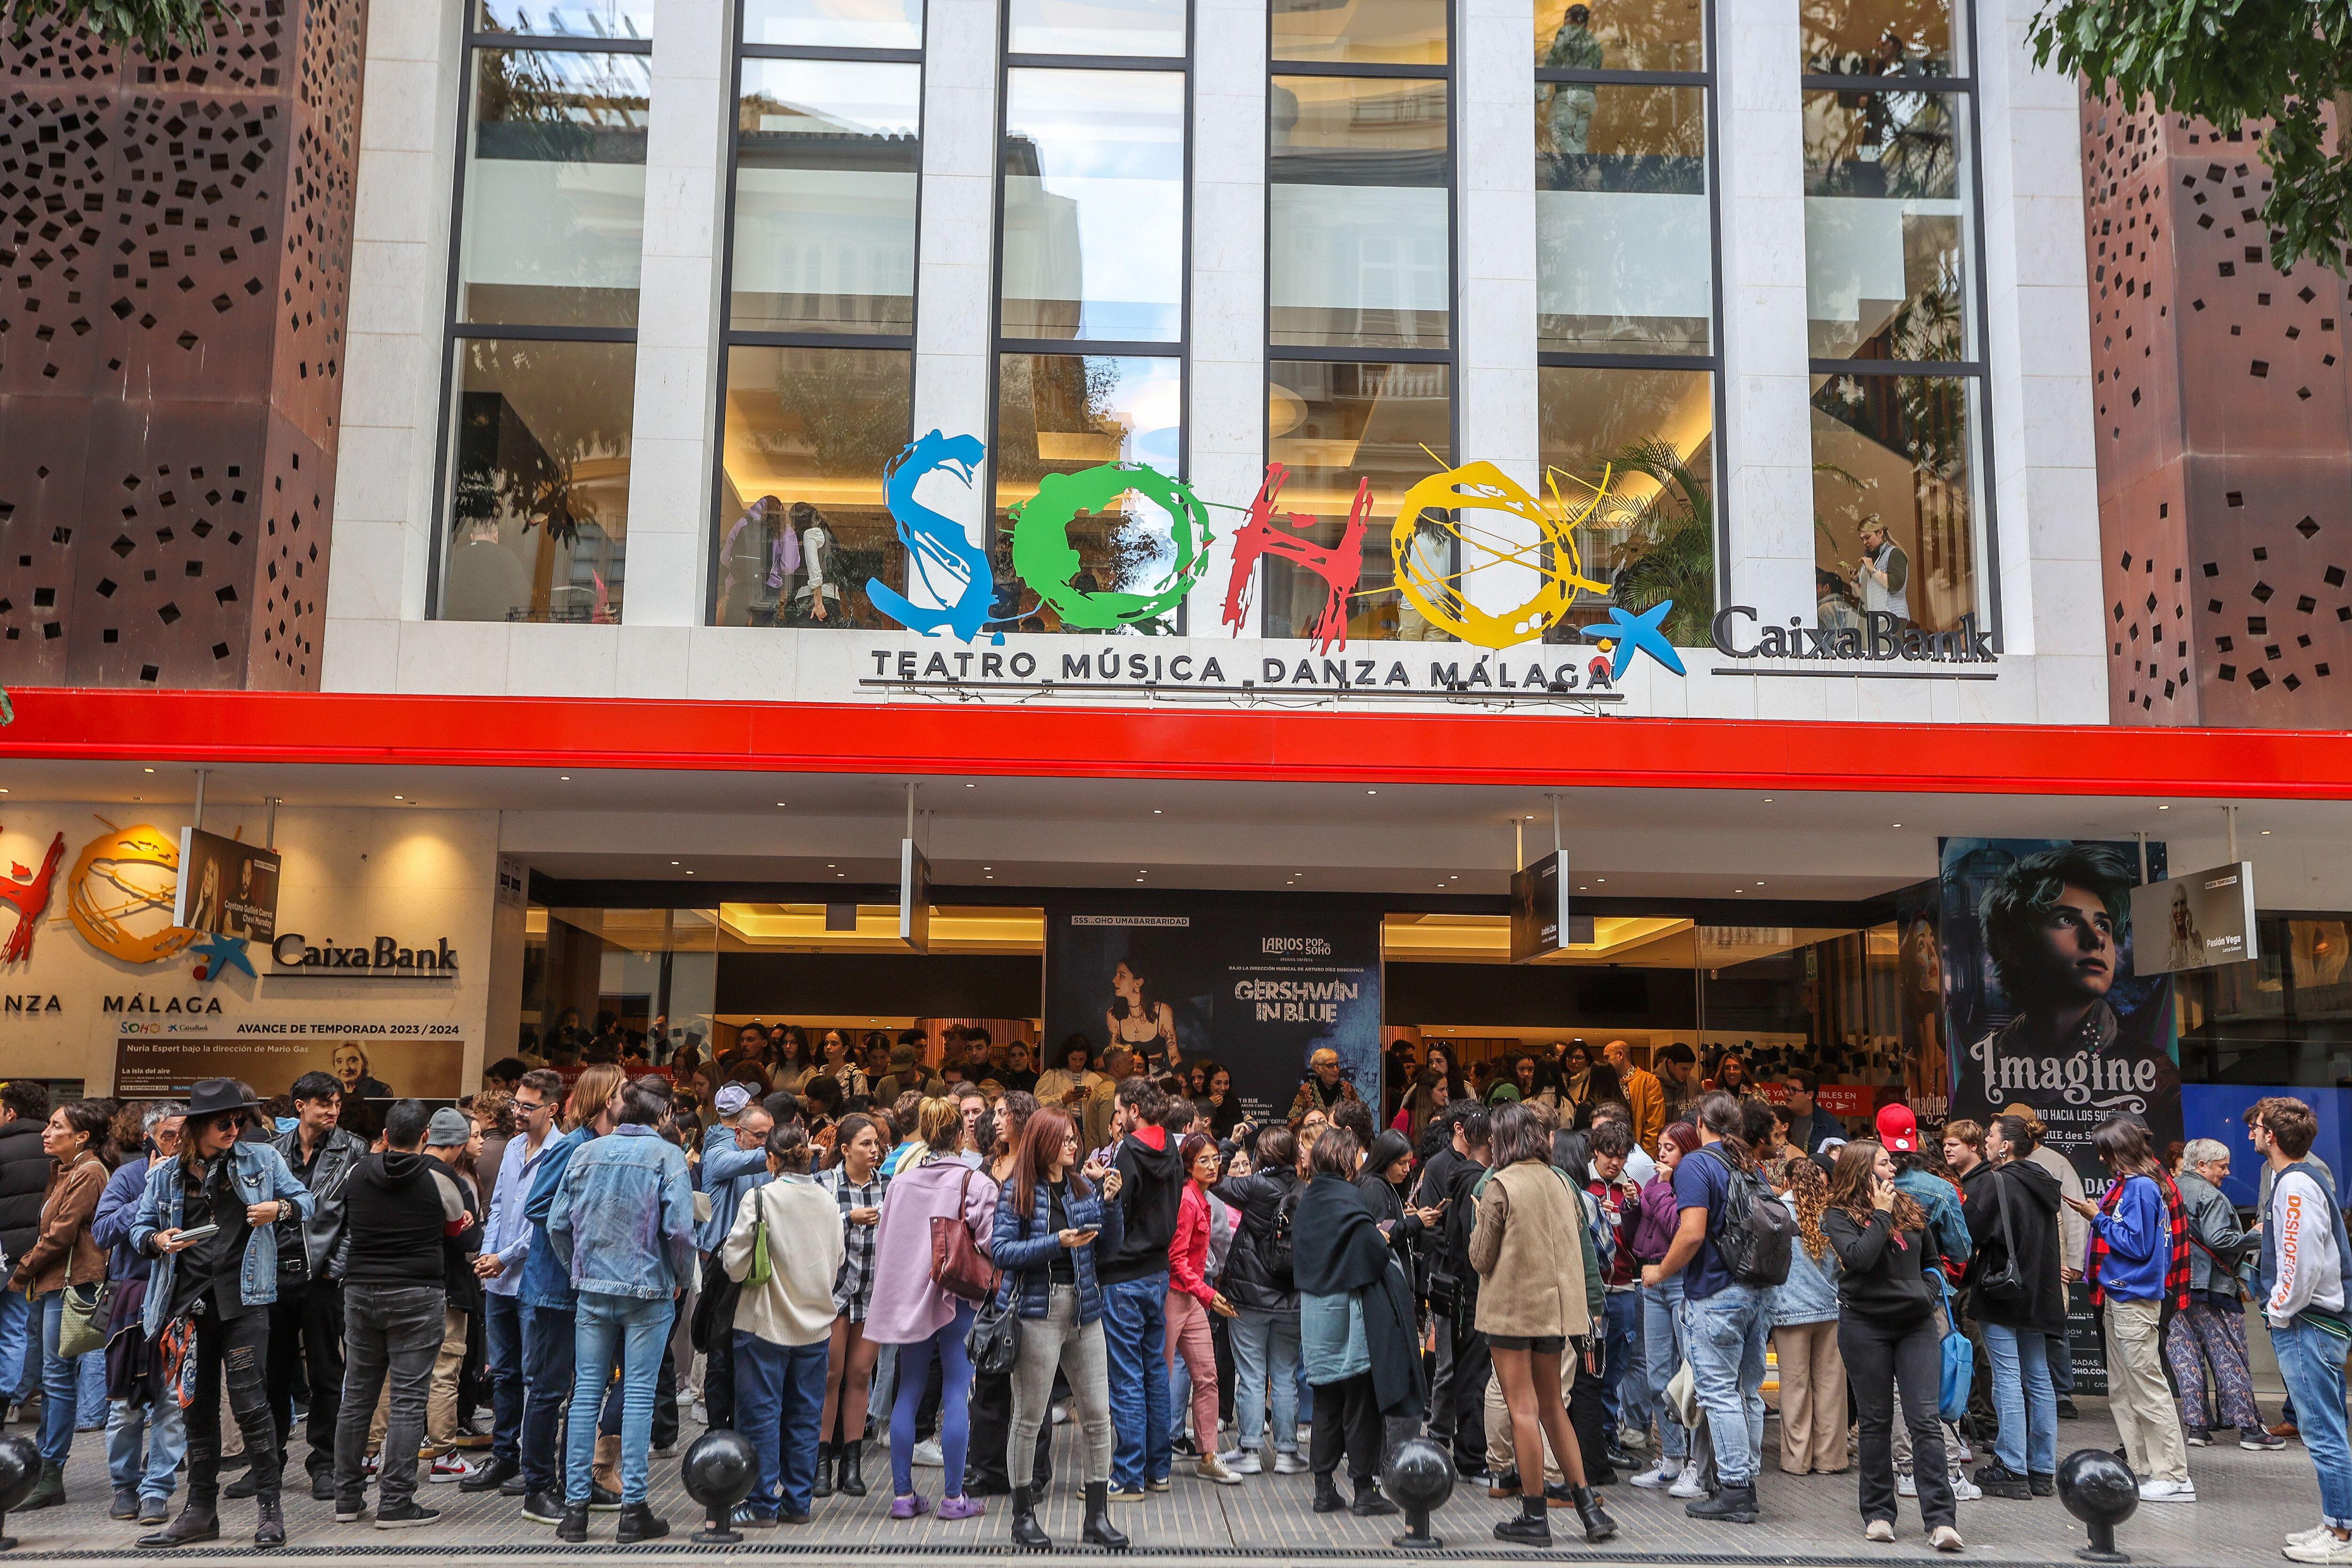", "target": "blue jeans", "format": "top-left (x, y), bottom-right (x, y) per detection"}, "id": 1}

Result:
top-left (1601, 1289), bottom-right (1642, 1443)
top-left (521, 1303), bottom-right (577, 1496)
top-left (1229, 1307), bottom-right (1299, 1456)
top-left (481, 1293), bottom-right (525, 1467)
top-left (1681, 1282), bottom-right (1769, 1486)
top-left (734, 1333), bottom-right (829, 1519)
top-left (1102, 1273), bottom-right (1172, 1489)
top-left (564, 1292), bottom-right (668, 1507)
top-left (1641, 1278), bottom-right (1687, 1462)
top-left (2046, 1316), bottom-right (2074, 1394)
top-left (2273, 1318), bottom-right (2352, 1529)
top-left (1981, 1322), bottom-right (2057, 1476)
top-left (36, 1292), bottom-right (79, 1466)
top-left (108, 1393), bottom-right (186, 1505)
top-left (76, 1345), bottom-right (105, 1427)
top-left (0, 1290), bottom-right (32, 1408)
top-left (889, 1303), bottom-right (974, 1499)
